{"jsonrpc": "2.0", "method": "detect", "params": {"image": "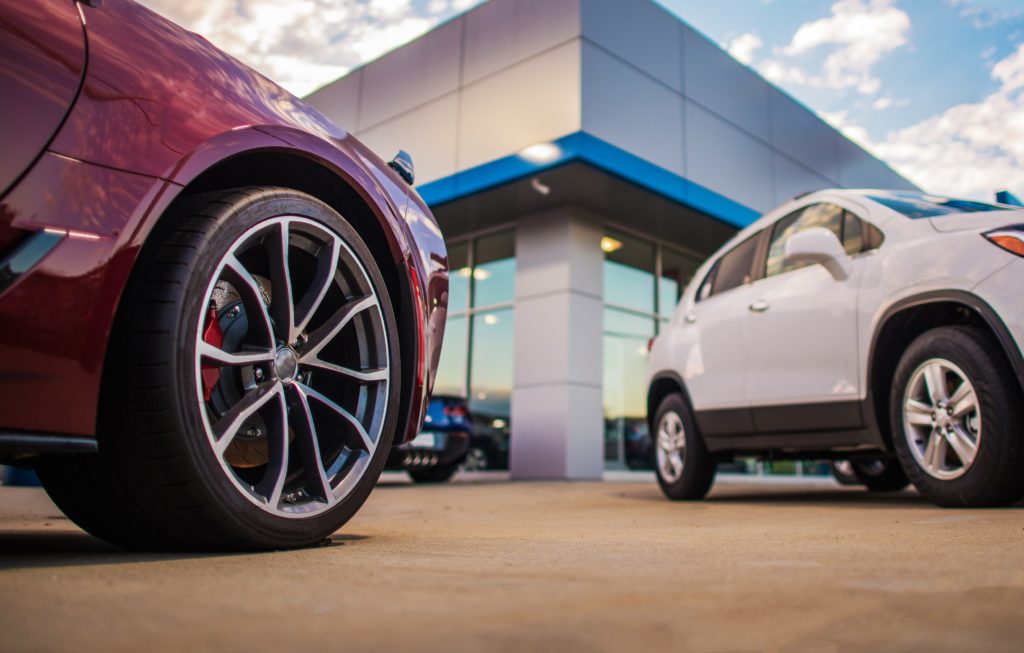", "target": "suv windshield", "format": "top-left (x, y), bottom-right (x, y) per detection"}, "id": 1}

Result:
top-left (868, 191), bottom-right (1010, 219)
